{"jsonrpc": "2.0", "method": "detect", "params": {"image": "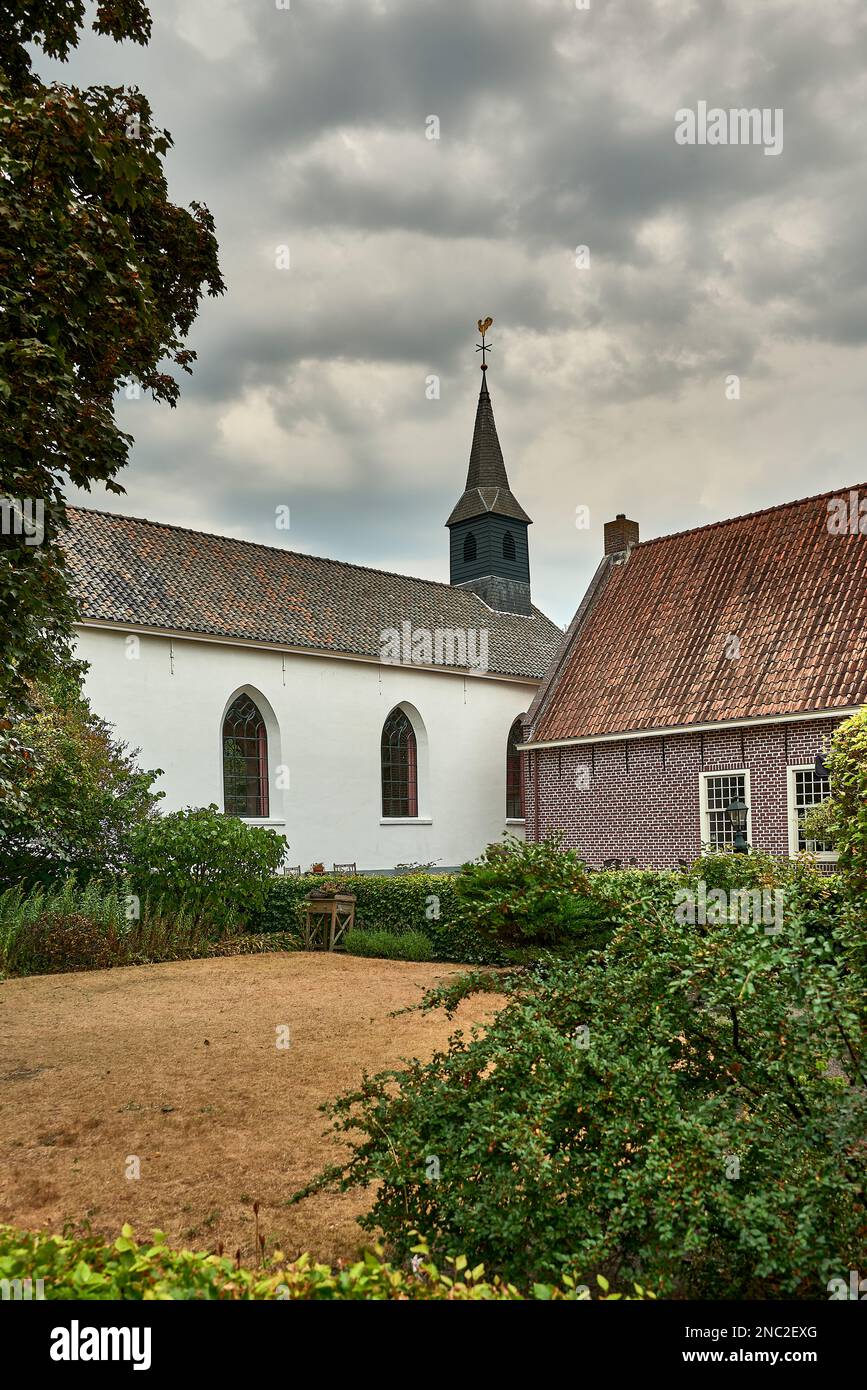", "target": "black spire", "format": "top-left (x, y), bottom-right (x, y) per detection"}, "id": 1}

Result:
top-left (445, 374), bottom-right (532, 527)
top-left (446, 319), bottom-right (533, 615)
